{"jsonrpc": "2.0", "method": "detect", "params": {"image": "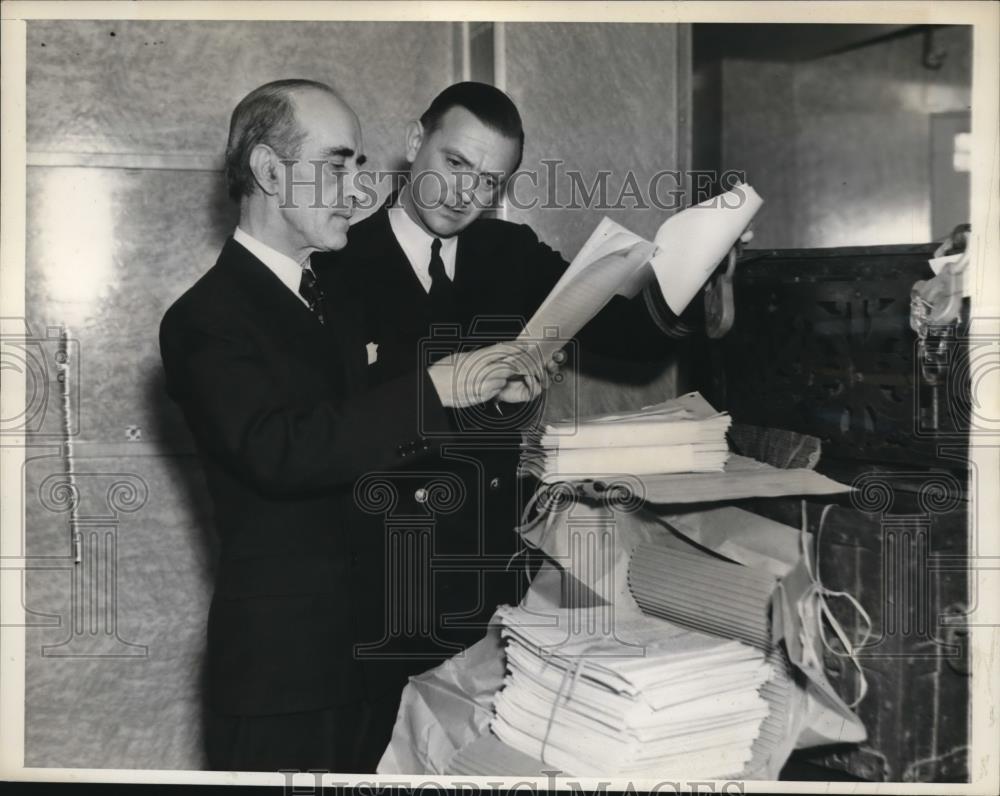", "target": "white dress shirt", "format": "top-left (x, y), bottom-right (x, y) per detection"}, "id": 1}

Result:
top-left (387, 206), bottom-right (458, 294)
top-left (233, 226), bottom-right (310, 307)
